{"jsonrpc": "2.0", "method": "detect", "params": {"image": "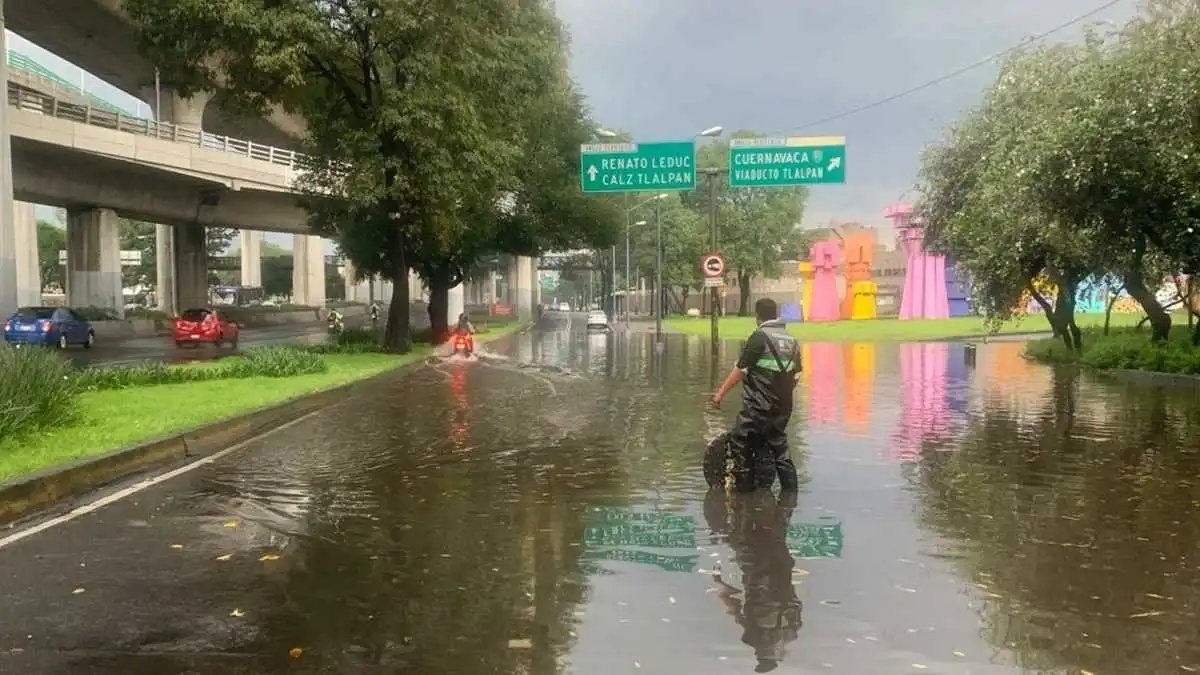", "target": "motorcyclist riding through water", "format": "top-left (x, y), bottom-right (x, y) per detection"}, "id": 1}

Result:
top-left (455, 313), bottom-right (475, 336)
top-left (710, 298), bottom-right (802, 493)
